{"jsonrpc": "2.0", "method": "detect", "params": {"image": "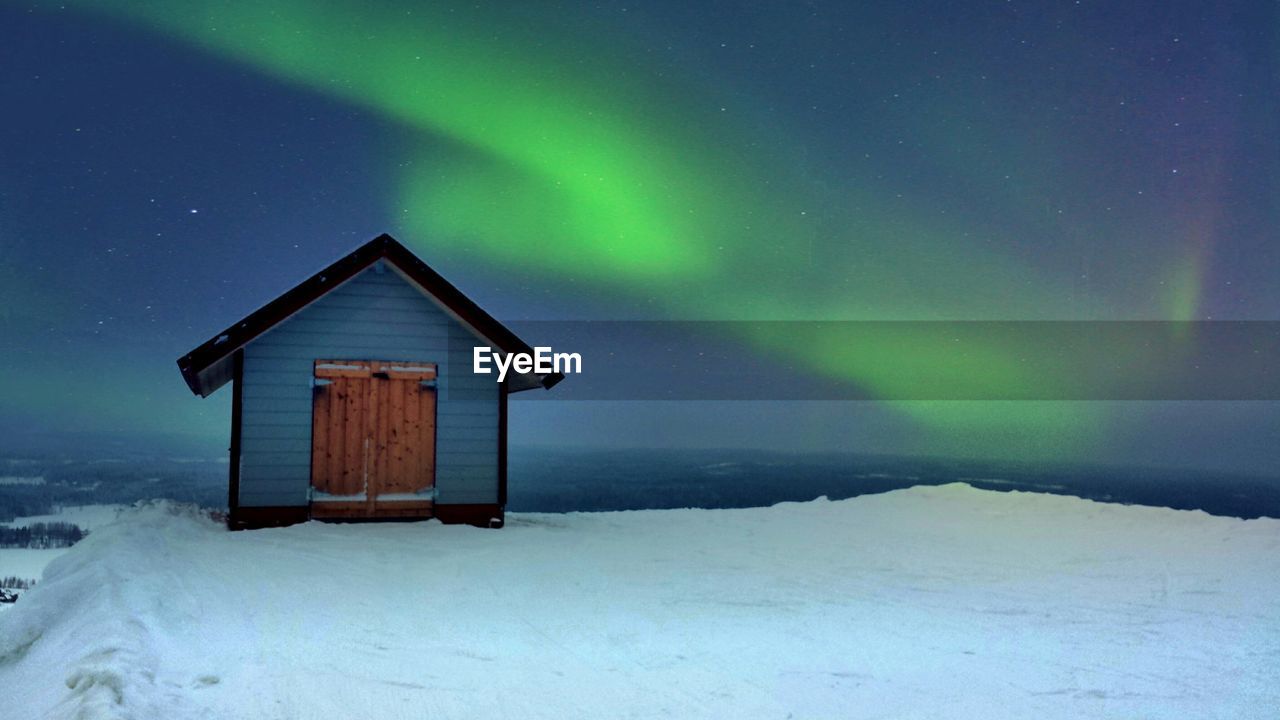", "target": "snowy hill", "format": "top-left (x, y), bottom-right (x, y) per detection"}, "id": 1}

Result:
top-left (0, 484), bottom-right (1276, 719)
